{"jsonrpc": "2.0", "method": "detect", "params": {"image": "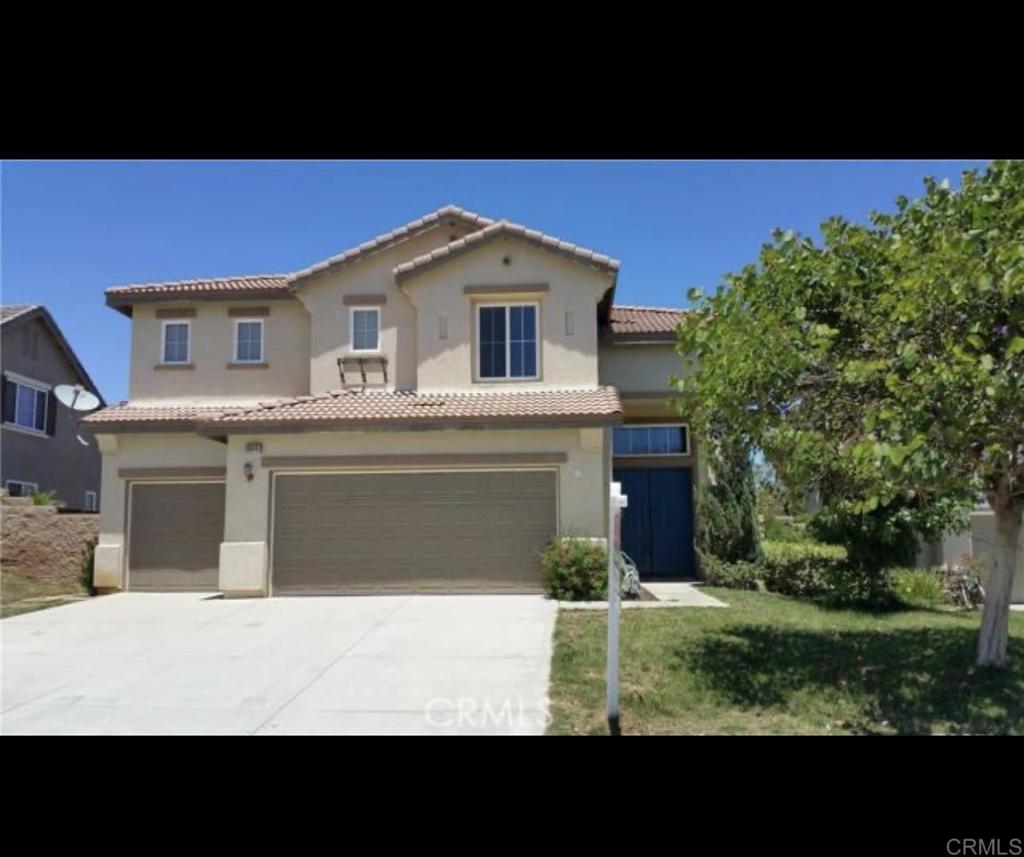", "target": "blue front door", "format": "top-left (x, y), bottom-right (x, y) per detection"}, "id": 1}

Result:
top-left (613, 467), bottom-right (695, 579)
